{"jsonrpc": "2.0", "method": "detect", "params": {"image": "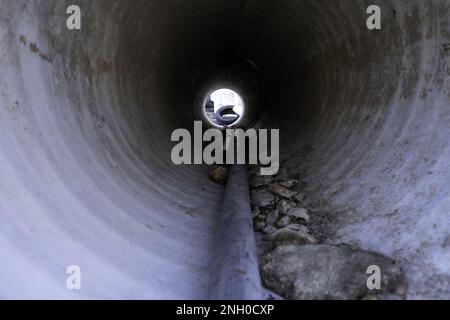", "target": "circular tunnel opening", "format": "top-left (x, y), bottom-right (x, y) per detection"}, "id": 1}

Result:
top-left (203, 88), bottom-right (245, 127)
